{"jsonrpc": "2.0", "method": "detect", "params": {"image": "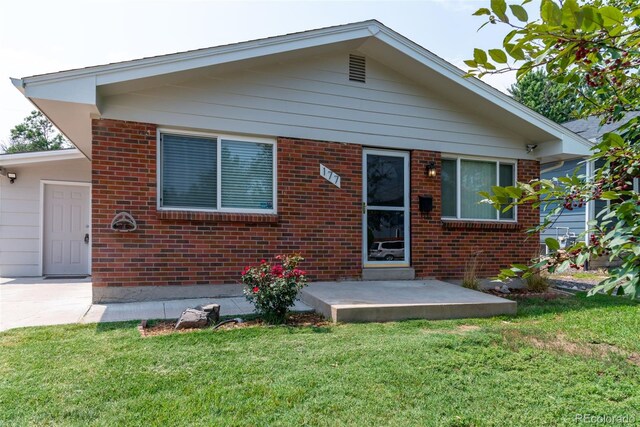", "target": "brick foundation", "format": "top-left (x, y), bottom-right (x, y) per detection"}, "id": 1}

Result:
top-left (92, 119), bottom-right (539, 290)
